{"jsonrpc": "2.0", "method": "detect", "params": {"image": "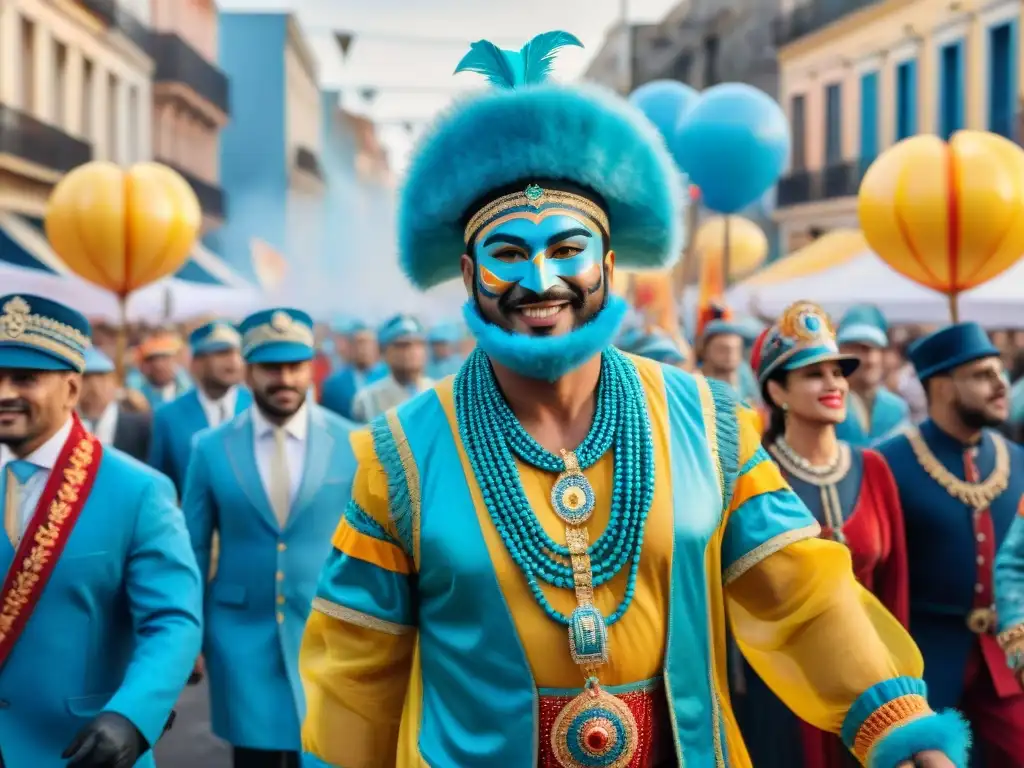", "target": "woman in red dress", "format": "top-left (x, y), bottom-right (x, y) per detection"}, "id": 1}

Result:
top-left (731, 300), bottom-right (909, 768)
